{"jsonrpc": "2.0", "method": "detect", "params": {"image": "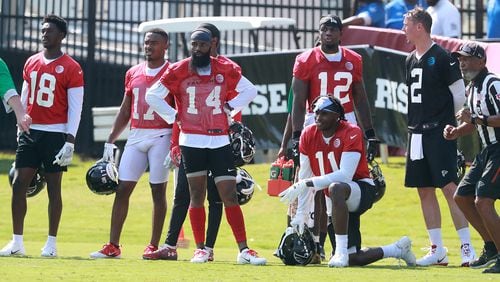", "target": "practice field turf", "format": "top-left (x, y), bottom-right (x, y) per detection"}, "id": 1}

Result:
top-left (0, 152), bottom-right (496, 281)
